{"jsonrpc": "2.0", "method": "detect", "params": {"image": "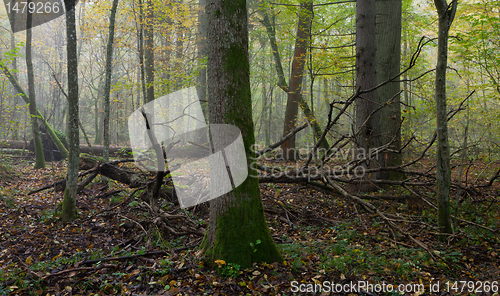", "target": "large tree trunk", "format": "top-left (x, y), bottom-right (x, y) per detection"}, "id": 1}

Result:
top-left (61, 2), bottom-right (80, 222)
top-left (375, 0), bottom-right (403, 180)
top-left (355, 0), bottom-right (377, 150)
top-left (280, 0), bottom-right (314, 161)
top-left (103, 0), bottom-right (120, 161)
top-left (26, 6), bottom-right (45, 169)
top-left (355, 0), bottom-right (379, 191)
top-left (201, 0), bottom-right (283, 268)
top-left (434, 0), bottom-right (457, 235)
